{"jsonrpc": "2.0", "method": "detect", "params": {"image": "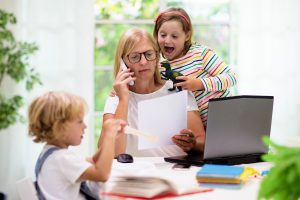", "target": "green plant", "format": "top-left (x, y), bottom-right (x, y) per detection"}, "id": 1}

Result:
top-left (258, 136), bottom-right (300, 200)
top-left (0, 9), bottom-right (41, 130)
